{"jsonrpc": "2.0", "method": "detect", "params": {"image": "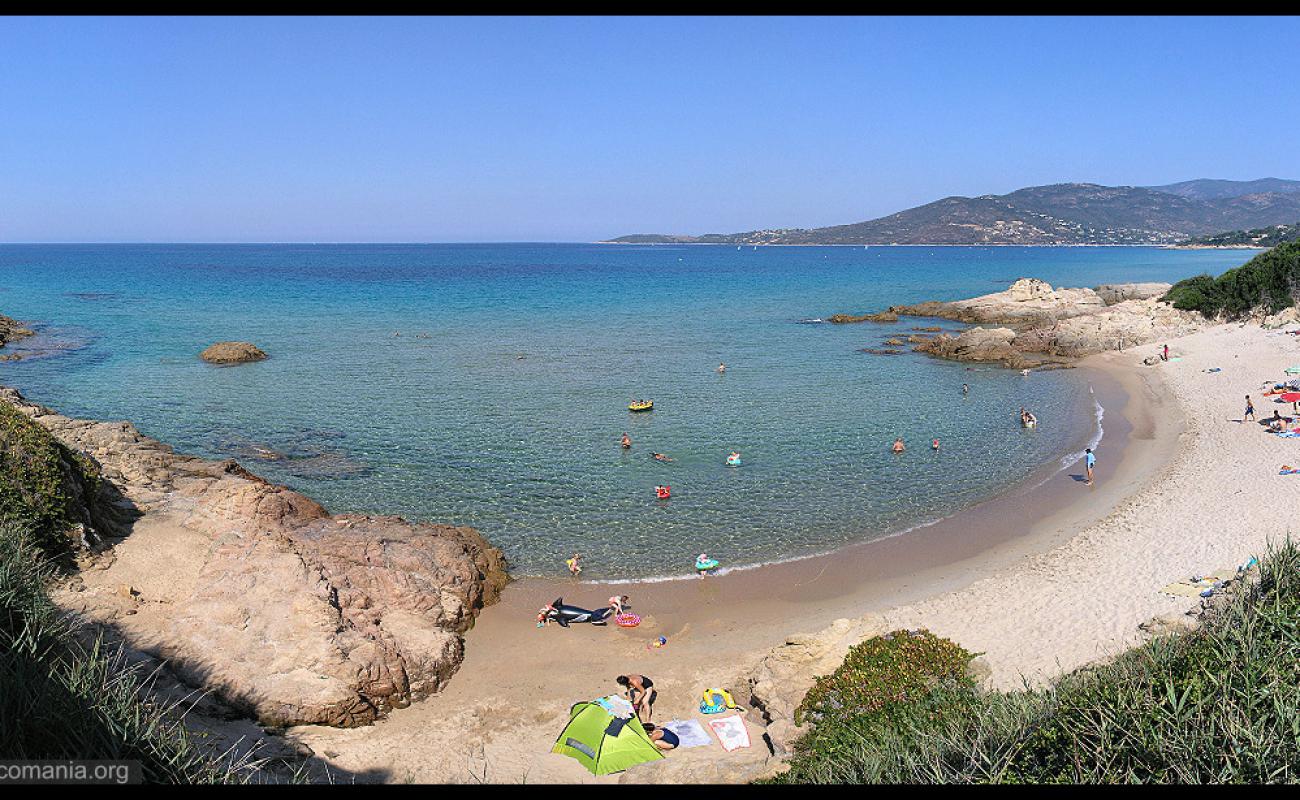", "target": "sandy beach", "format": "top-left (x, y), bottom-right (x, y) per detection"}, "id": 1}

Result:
top-left (275, 321), bottom-right (1300, 783)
